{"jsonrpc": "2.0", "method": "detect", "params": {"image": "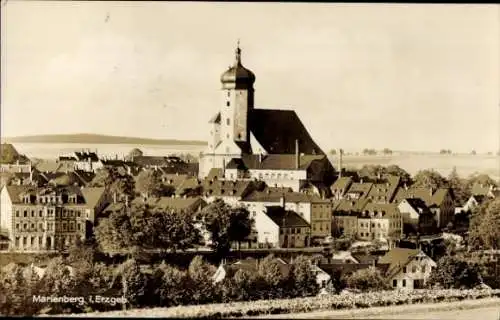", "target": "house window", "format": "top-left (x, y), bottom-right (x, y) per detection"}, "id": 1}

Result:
top-left (15, 237), bottom-right (20, 247)
top-left (402, 279), bottom-right (406, 287)
top-left (226, 101), bottom-right (230, 107)
top-left (23, 223), bottom-right (27, 230)
top-left (39, 223), bottom-right (43, 231)
top-left (31, 210), bottom-right (35, 217)
top-left (15, 224), bottom-right (19, 231)
top-left (412, 266), bottom-right (417, 273)
top-left (39, 210), bottom-right (43, 217)
top-left (31, 223), bottom-right (34, 230)
top-left (38, 237), bottom-right (43, 247)
top-left (422, 265), bottom-right (426, 273)
top-left (393, 279), bottom-right (398, 287)
top-left (62, 223), bottom-right (67, 232)
top-left (226, 118), bottom-right (230, 126)
top-left (23, 236), bottom-right (27, 246)
top-left (30, 237), bottom-right (34, 247)
top-left (15, 210), bottom-right (19, 217)
top-left (24, 210), bottom-right (27, 217)
top-left (403, 267), bottom-right (407, 273)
